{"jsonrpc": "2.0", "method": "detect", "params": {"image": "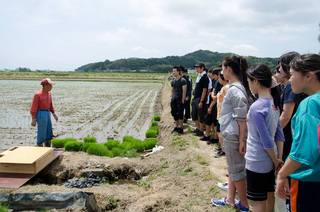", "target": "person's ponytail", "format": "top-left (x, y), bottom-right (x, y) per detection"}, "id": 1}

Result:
top-left (247, 64), bottom-right (281, 109)
top-left (223, 55), bottom-right (254, 101)
top-left (238, 57), bottom-right (254, 101)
